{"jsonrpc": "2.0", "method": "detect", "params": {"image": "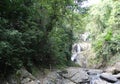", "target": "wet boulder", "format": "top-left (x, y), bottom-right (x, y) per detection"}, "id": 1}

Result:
top-left (100, 73), bottom-right (118, 83)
